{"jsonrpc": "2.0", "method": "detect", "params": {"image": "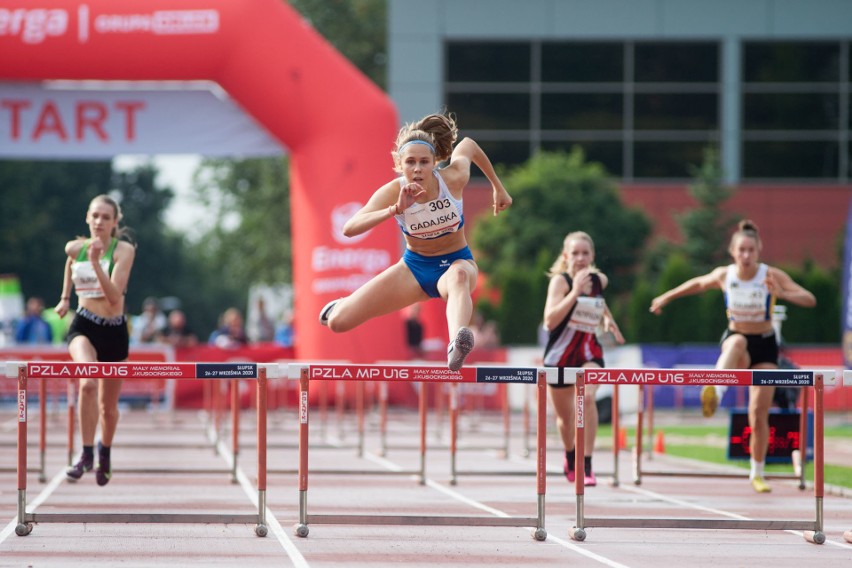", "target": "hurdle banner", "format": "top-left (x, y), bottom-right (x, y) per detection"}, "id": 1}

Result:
top-left (8, 360), bottom-right (277, 537)
top-left (290, 363), bottom-right (549, 384)
top-left (570, 368), bottom-right (838, 546)
top-left (15, 361), bottom-right (263, 380)
top-left (289, 363), bottom-right (550, 541)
